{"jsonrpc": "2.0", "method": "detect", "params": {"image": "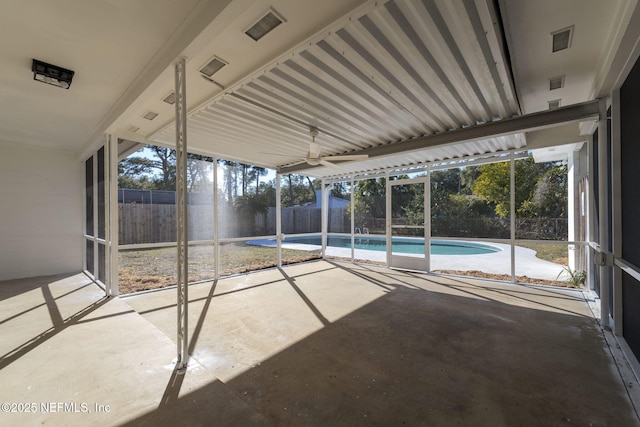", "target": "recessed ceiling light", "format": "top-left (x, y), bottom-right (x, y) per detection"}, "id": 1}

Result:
top-left (199, 57), bottom-right (227, 77)
top-left (143, 111), bottom-right (158, 120)
top-left (245, 9), bottom-right (285, 41)
top-left (548, 99), bottom-right (561, 110)
top-left (162, 91), bottom-right (176, 105)
top-left (551, 26), bottom-right (573, 52)
top-left (128, 125), bottom-right (140, 133)
top-left (549, 75), bottom-right (565, 90)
